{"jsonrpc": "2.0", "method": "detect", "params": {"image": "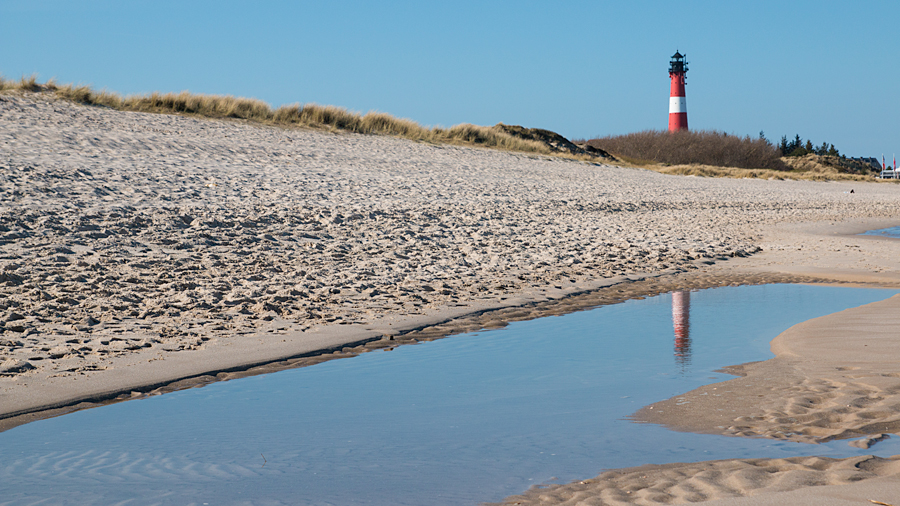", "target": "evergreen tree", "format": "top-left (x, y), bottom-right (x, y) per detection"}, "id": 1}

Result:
top-left (777, 134), bottom-right (843, 158)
